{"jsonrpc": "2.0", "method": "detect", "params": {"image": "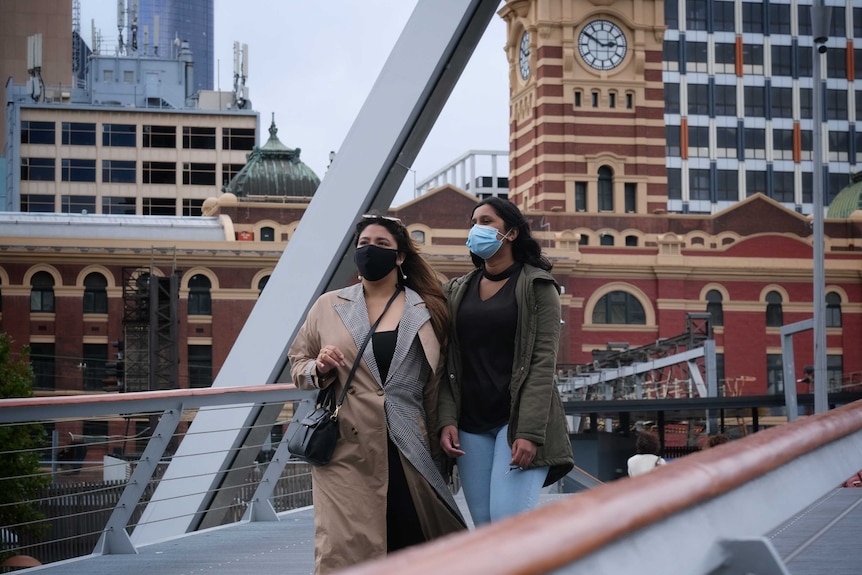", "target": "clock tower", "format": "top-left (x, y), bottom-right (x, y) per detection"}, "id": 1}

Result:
top-left (500, 0), bottom-right (667, 215)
